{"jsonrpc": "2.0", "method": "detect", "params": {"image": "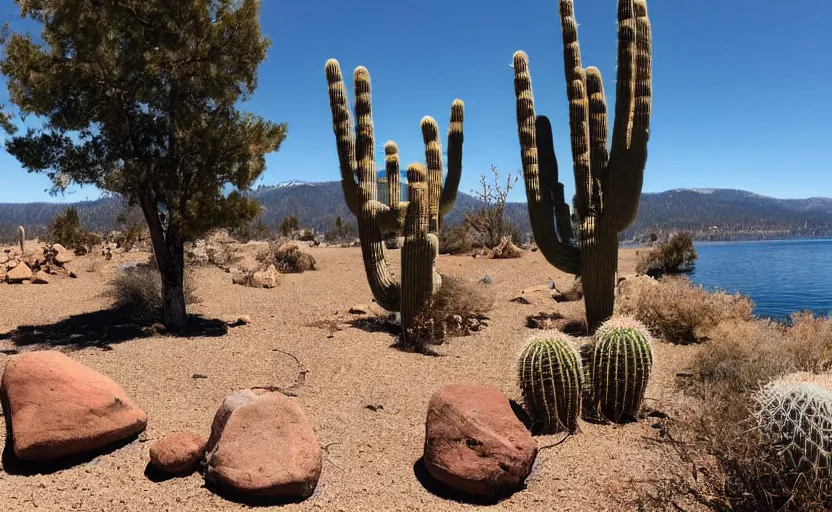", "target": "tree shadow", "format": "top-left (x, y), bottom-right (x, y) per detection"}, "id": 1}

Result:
top-left (0, 308), bottom-right (229, 350)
